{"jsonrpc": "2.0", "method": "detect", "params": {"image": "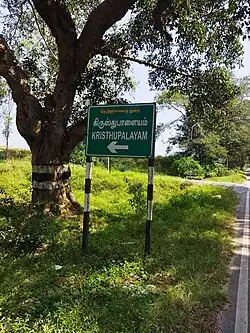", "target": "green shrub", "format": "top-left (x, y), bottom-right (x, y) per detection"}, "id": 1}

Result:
top-left (125, 177), bottom-right (146, 215)
top-left (227, 167), bottom-right (243, 176)
top-left (205, 164), bottom-right (229, 178)
top-left (0, 151), bottom-right (5, 160)
top-left (172, 157), bottom-right (205, 178)
top-left (154, 154), bottom-right (182, 174)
